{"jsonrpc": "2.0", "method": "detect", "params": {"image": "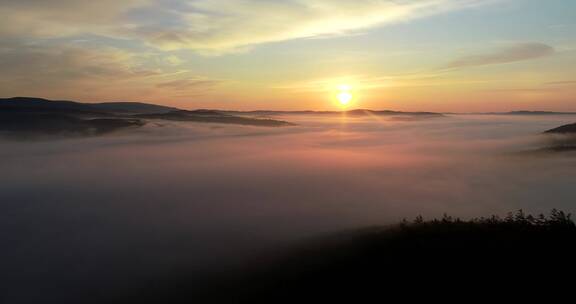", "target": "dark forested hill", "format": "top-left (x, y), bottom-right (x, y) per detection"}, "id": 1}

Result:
top-left (0, 97), bottom-right (177, 114)
top-left (545, 122), bottom-right (576, 134)
top-left (0, 97), bottom-right (294, 138)
top-left (124, 210), bottom-right (576, 304)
